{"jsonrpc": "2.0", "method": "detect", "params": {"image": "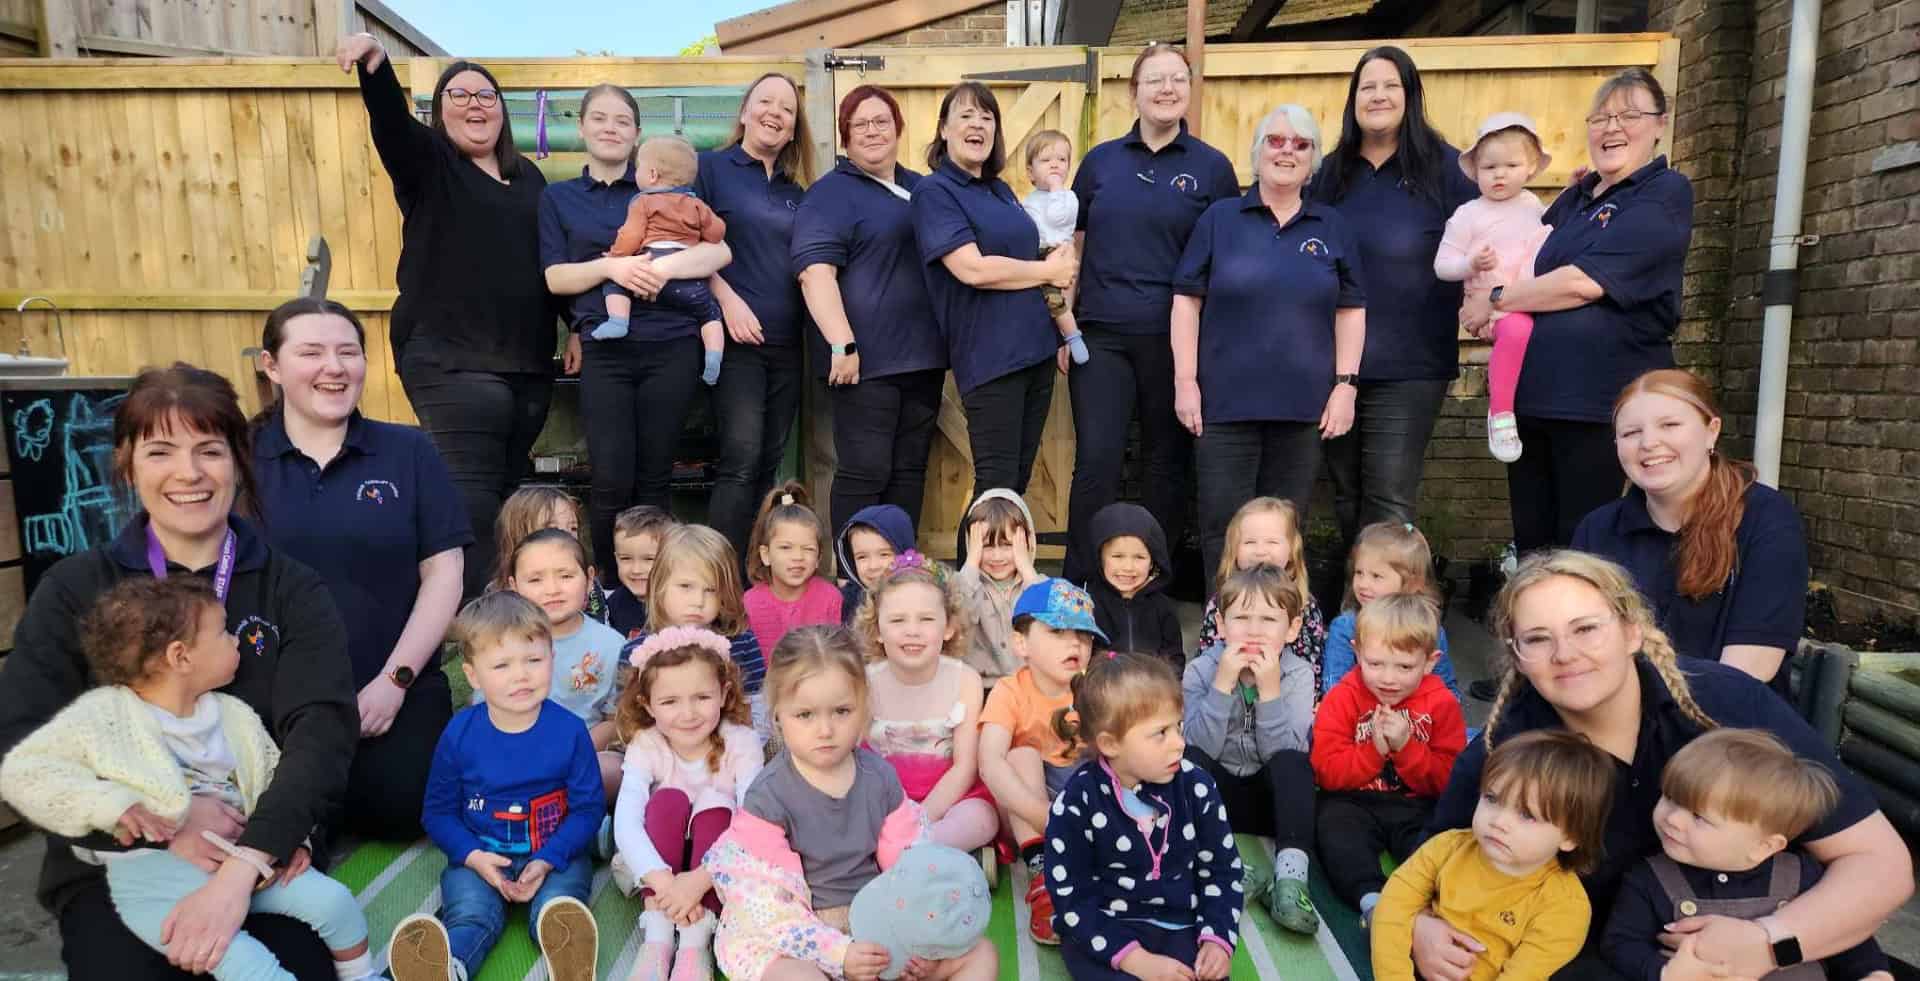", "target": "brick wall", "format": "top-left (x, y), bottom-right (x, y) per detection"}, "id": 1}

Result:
top-left (869, 2), bottom-right (1006, 45)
